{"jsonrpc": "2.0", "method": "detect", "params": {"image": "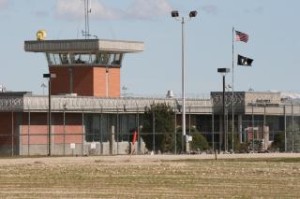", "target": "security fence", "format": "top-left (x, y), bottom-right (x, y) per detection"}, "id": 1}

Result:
top-left (1, 98), bottom-right (300, 156)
